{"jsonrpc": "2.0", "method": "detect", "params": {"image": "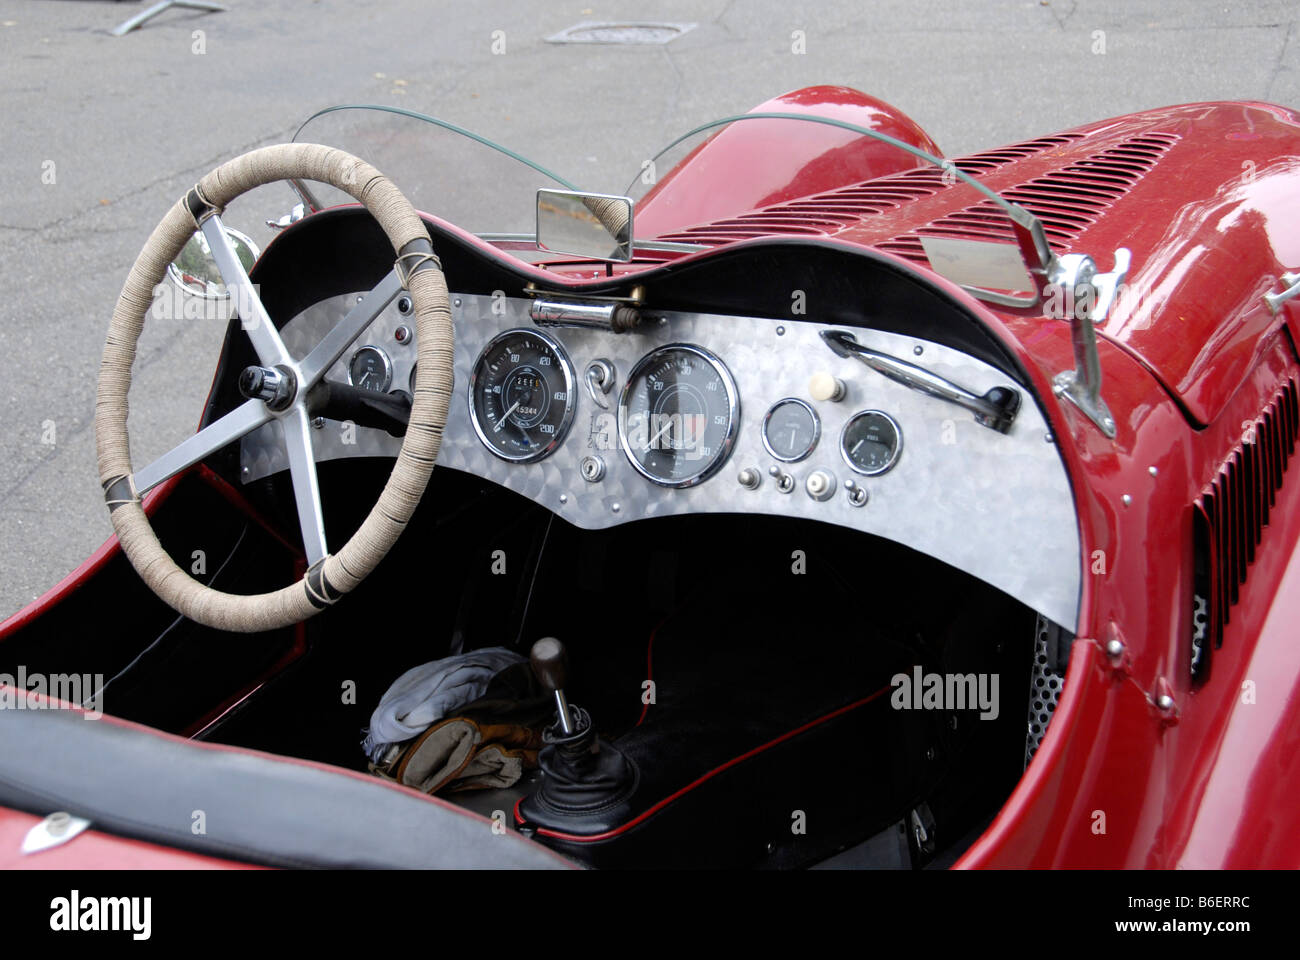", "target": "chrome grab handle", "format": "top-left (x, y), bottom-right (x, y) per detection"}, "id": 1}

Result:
top-left (820, 330), bottom-right (1020, 433)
